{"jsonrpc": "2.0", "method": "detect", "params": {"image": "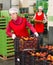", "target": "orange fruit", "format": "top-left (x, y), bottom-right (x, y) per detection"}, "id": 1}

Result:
top-left (47, 54), bottom-right (51, 61)
top-left (52, 46), bottom-right (53, 49)
top-left (51, 56), bottom-right (53, 61)
top-left (45, 45), bottom-right (48, 49)
top-left (48, 46), bottom-right (52, 50)
top-left (35, 52), bottom-right (40, 56)
top-left (29, 37), bottom-right (34, 40)
top-left (32, 53), bottom-right (35, 56)
top-left (39, 58), bottom-right (44, 60)
top-left (23, 37), bottom-right (28, 40)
